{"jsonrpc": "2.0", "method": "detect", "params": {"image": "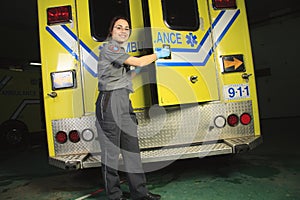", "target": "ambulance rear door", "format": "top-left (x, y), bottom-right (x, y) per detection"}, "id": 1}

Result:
top-left (144, 0), bottom-right (219, 106)
top-left (76, 0), bottom-right (147, 113)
